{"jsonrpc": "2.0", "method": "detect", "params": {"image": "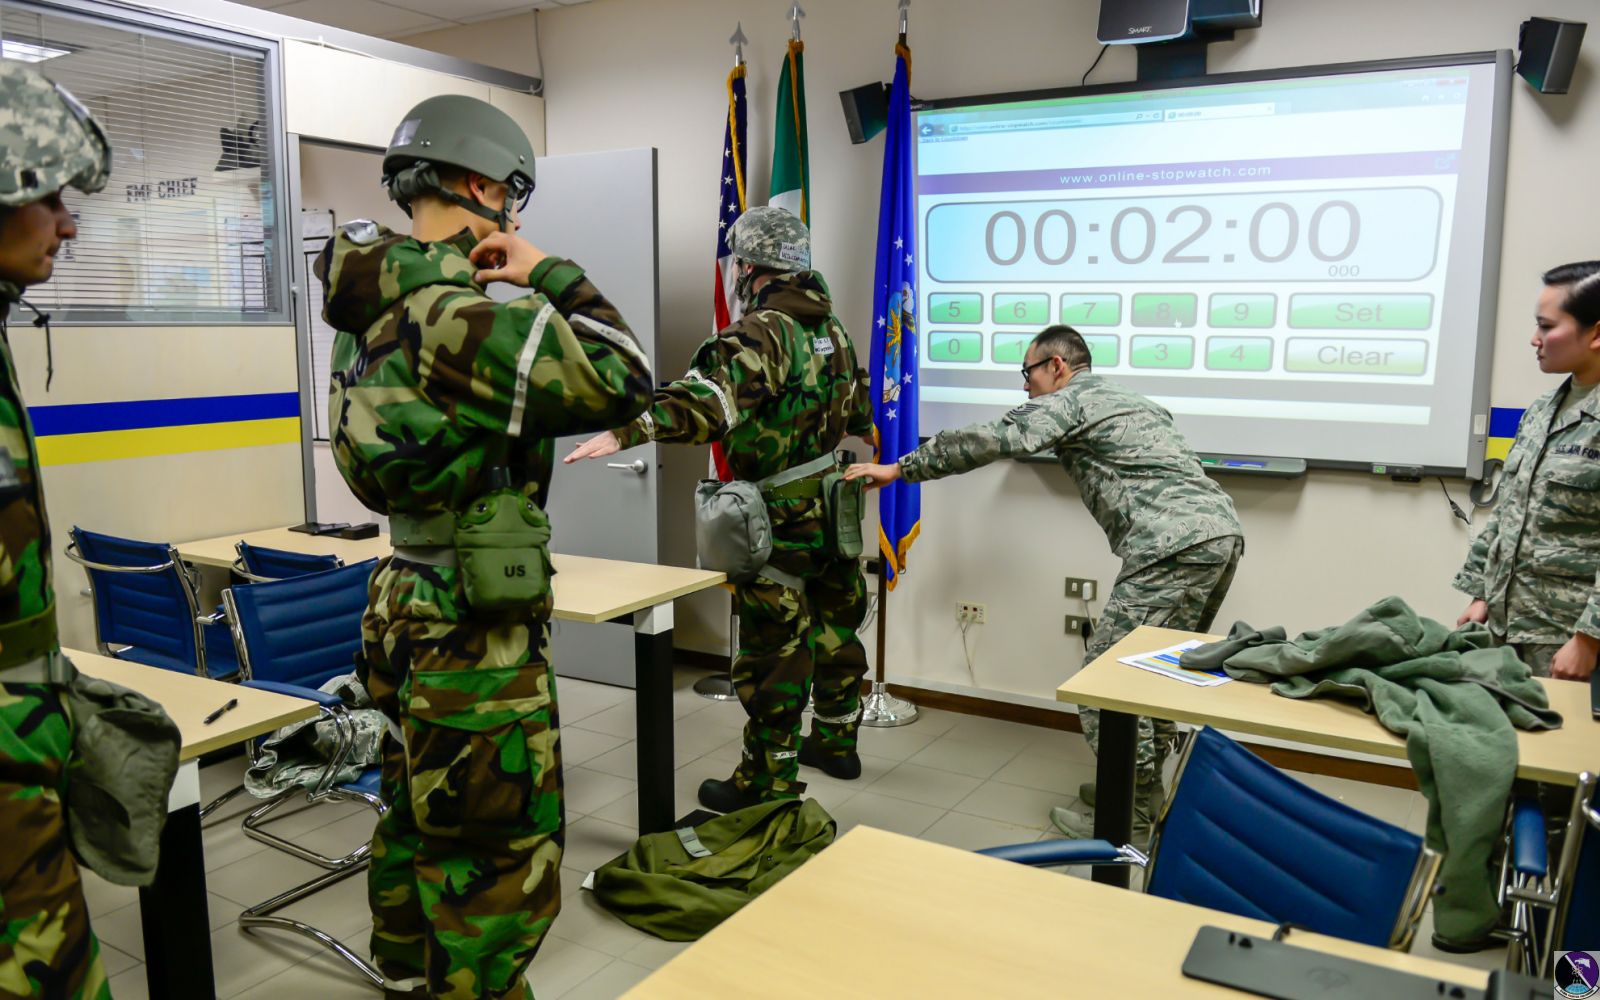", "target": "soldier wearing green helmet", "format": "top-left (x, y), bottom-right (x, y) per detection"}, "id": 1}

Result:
top-left (568, 206), bottom-right (875, 812)
top-left (320, 93), bottom-right (653, 999)
top-left (0, 59), bottom-right (114, 1000)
